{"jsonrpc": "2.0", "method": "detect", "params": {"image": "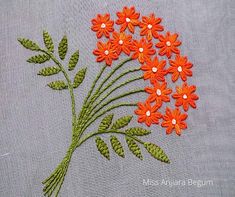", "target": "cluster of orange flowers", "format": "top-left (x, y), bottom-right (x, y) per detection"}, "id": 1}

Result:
top-left (91, 6), bottom-right (198, 136)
